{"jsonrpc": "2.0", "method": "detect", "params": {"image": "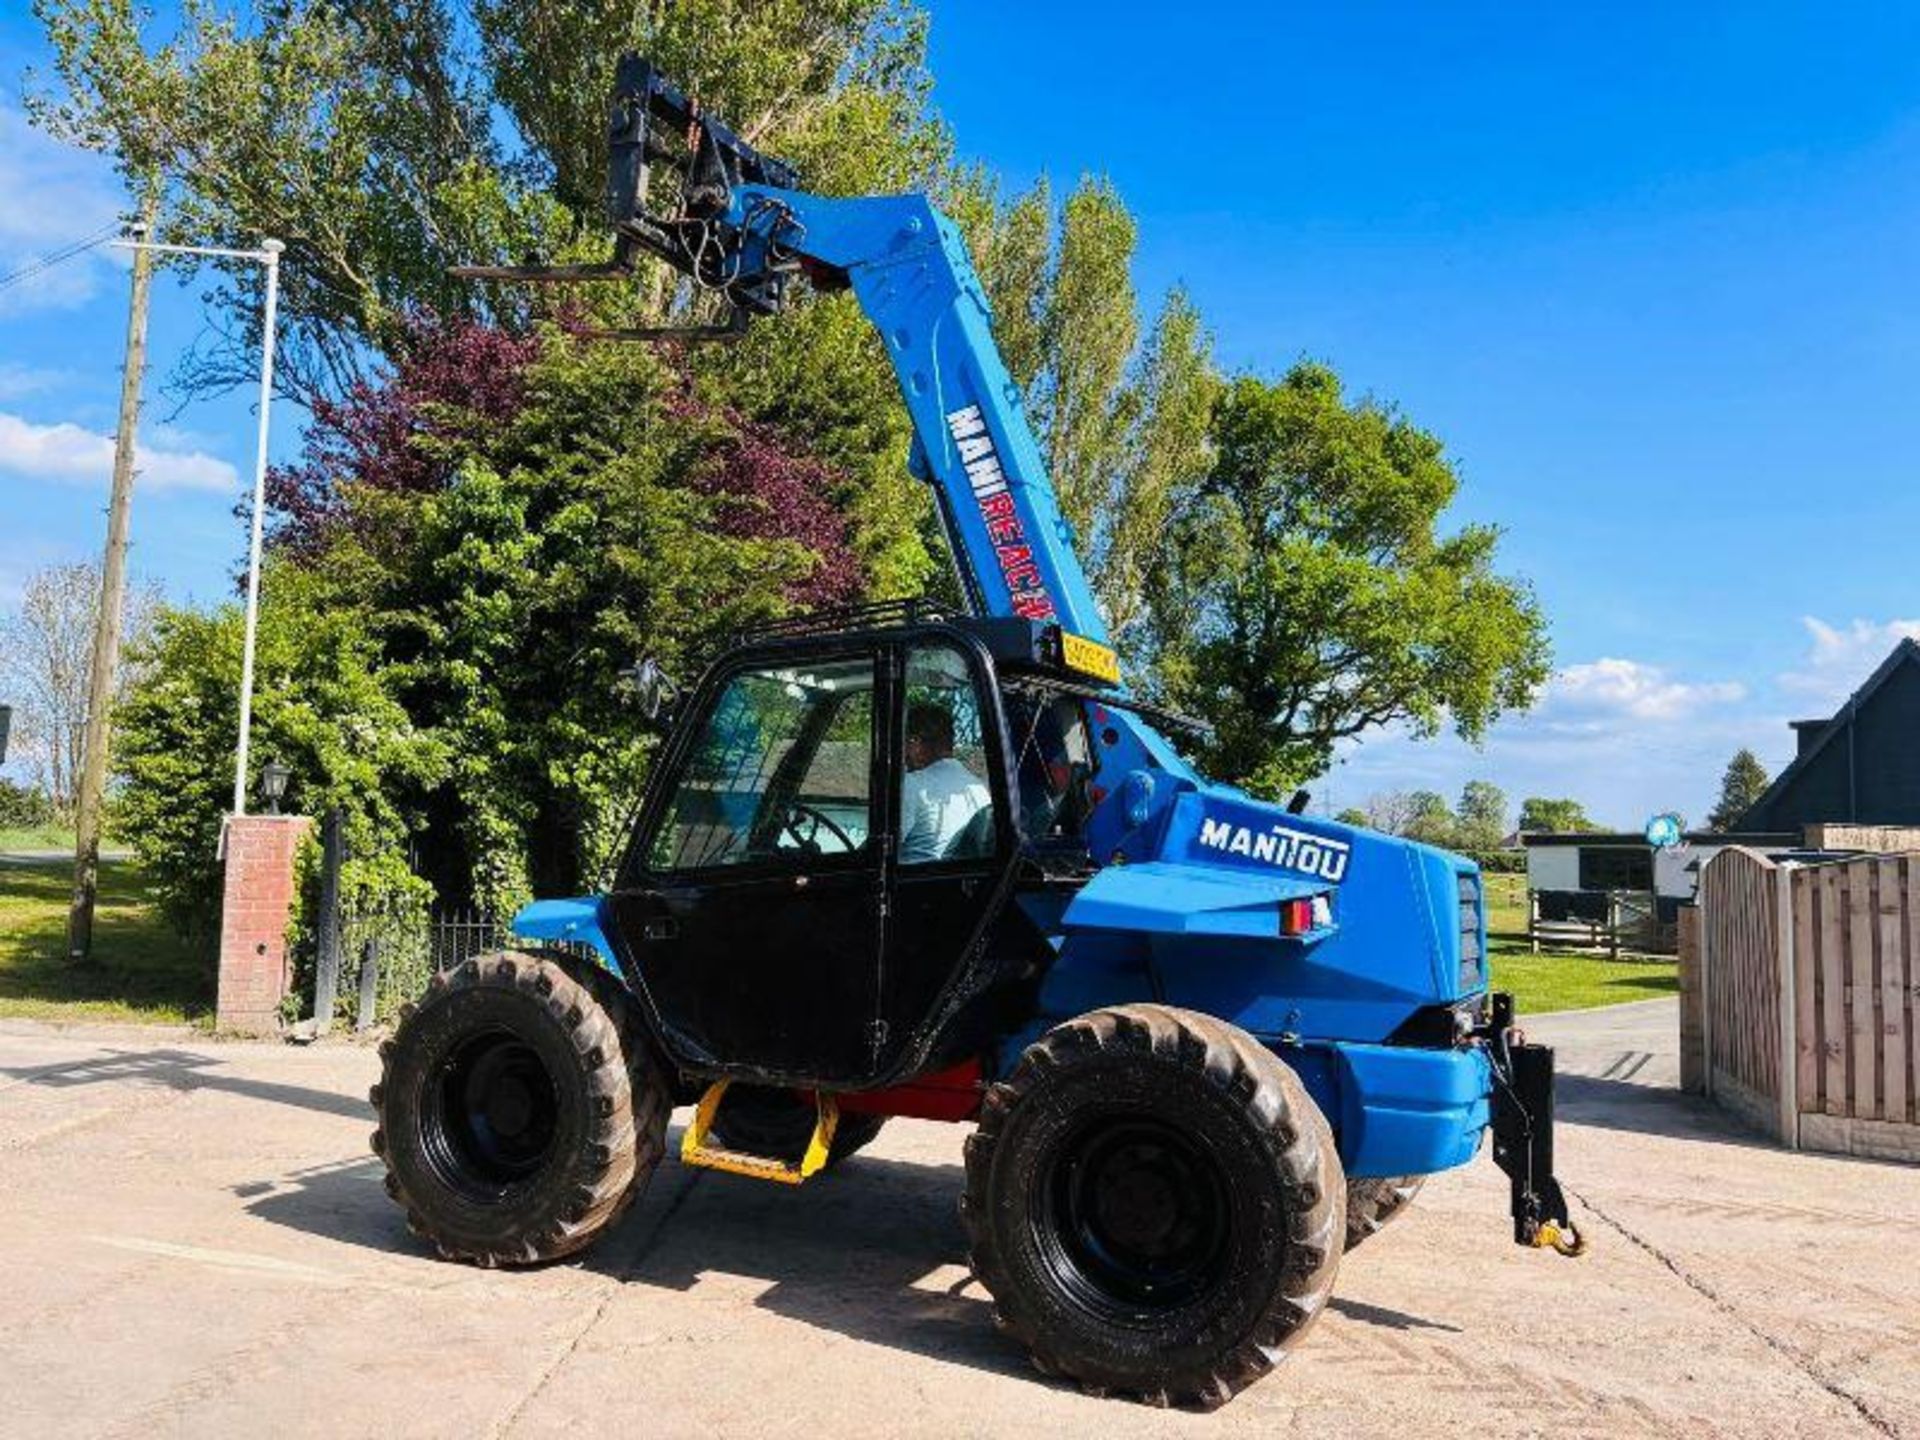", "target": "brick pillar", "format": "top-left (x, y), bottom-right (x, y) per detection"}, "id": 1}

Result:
top-left (217, 815), bottom-right (313, 1036)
